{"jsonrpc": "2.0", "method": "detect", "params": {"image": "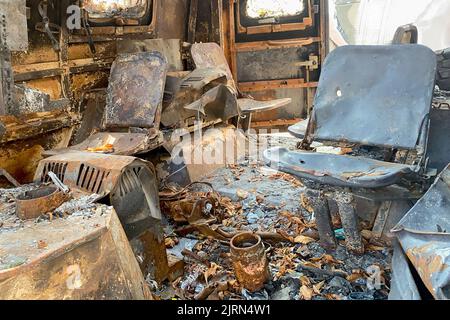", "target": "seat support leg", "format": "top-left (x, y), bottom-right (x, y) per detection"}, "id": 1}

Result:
top-left (305, 189), bottom-right (337, 251)
top-left (335, 190), bottom-right (365, 254)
